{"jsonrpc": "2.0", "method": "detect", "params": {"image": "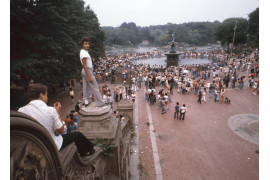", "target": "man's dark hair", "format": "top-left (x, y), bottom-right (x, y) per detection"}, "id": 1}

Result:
top-left (27, 83), bottom-right (48, 100)
top-left (81, 37), bottom-right (90, 47)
